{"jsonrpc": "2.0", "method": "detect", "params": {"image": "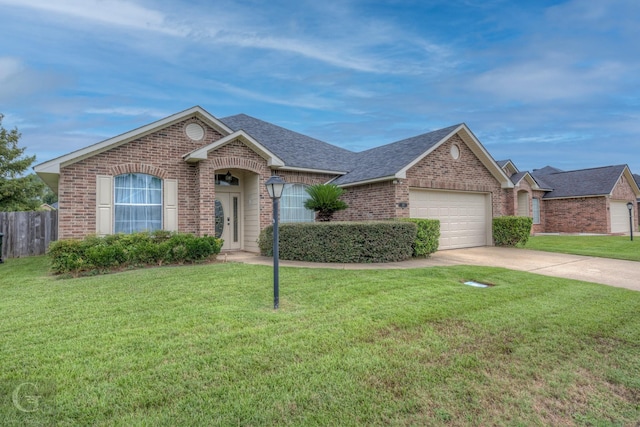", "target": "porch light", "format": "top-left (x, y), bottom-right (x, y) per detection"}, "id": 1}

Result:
top-left (265, 175), bottom-right (286, 309)
top-left (265, 175), bottom-right (286, 199)
top-left (627, 202), bottom-right (634, 241)
top-left (225, 171), bottom-right (233, 183)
